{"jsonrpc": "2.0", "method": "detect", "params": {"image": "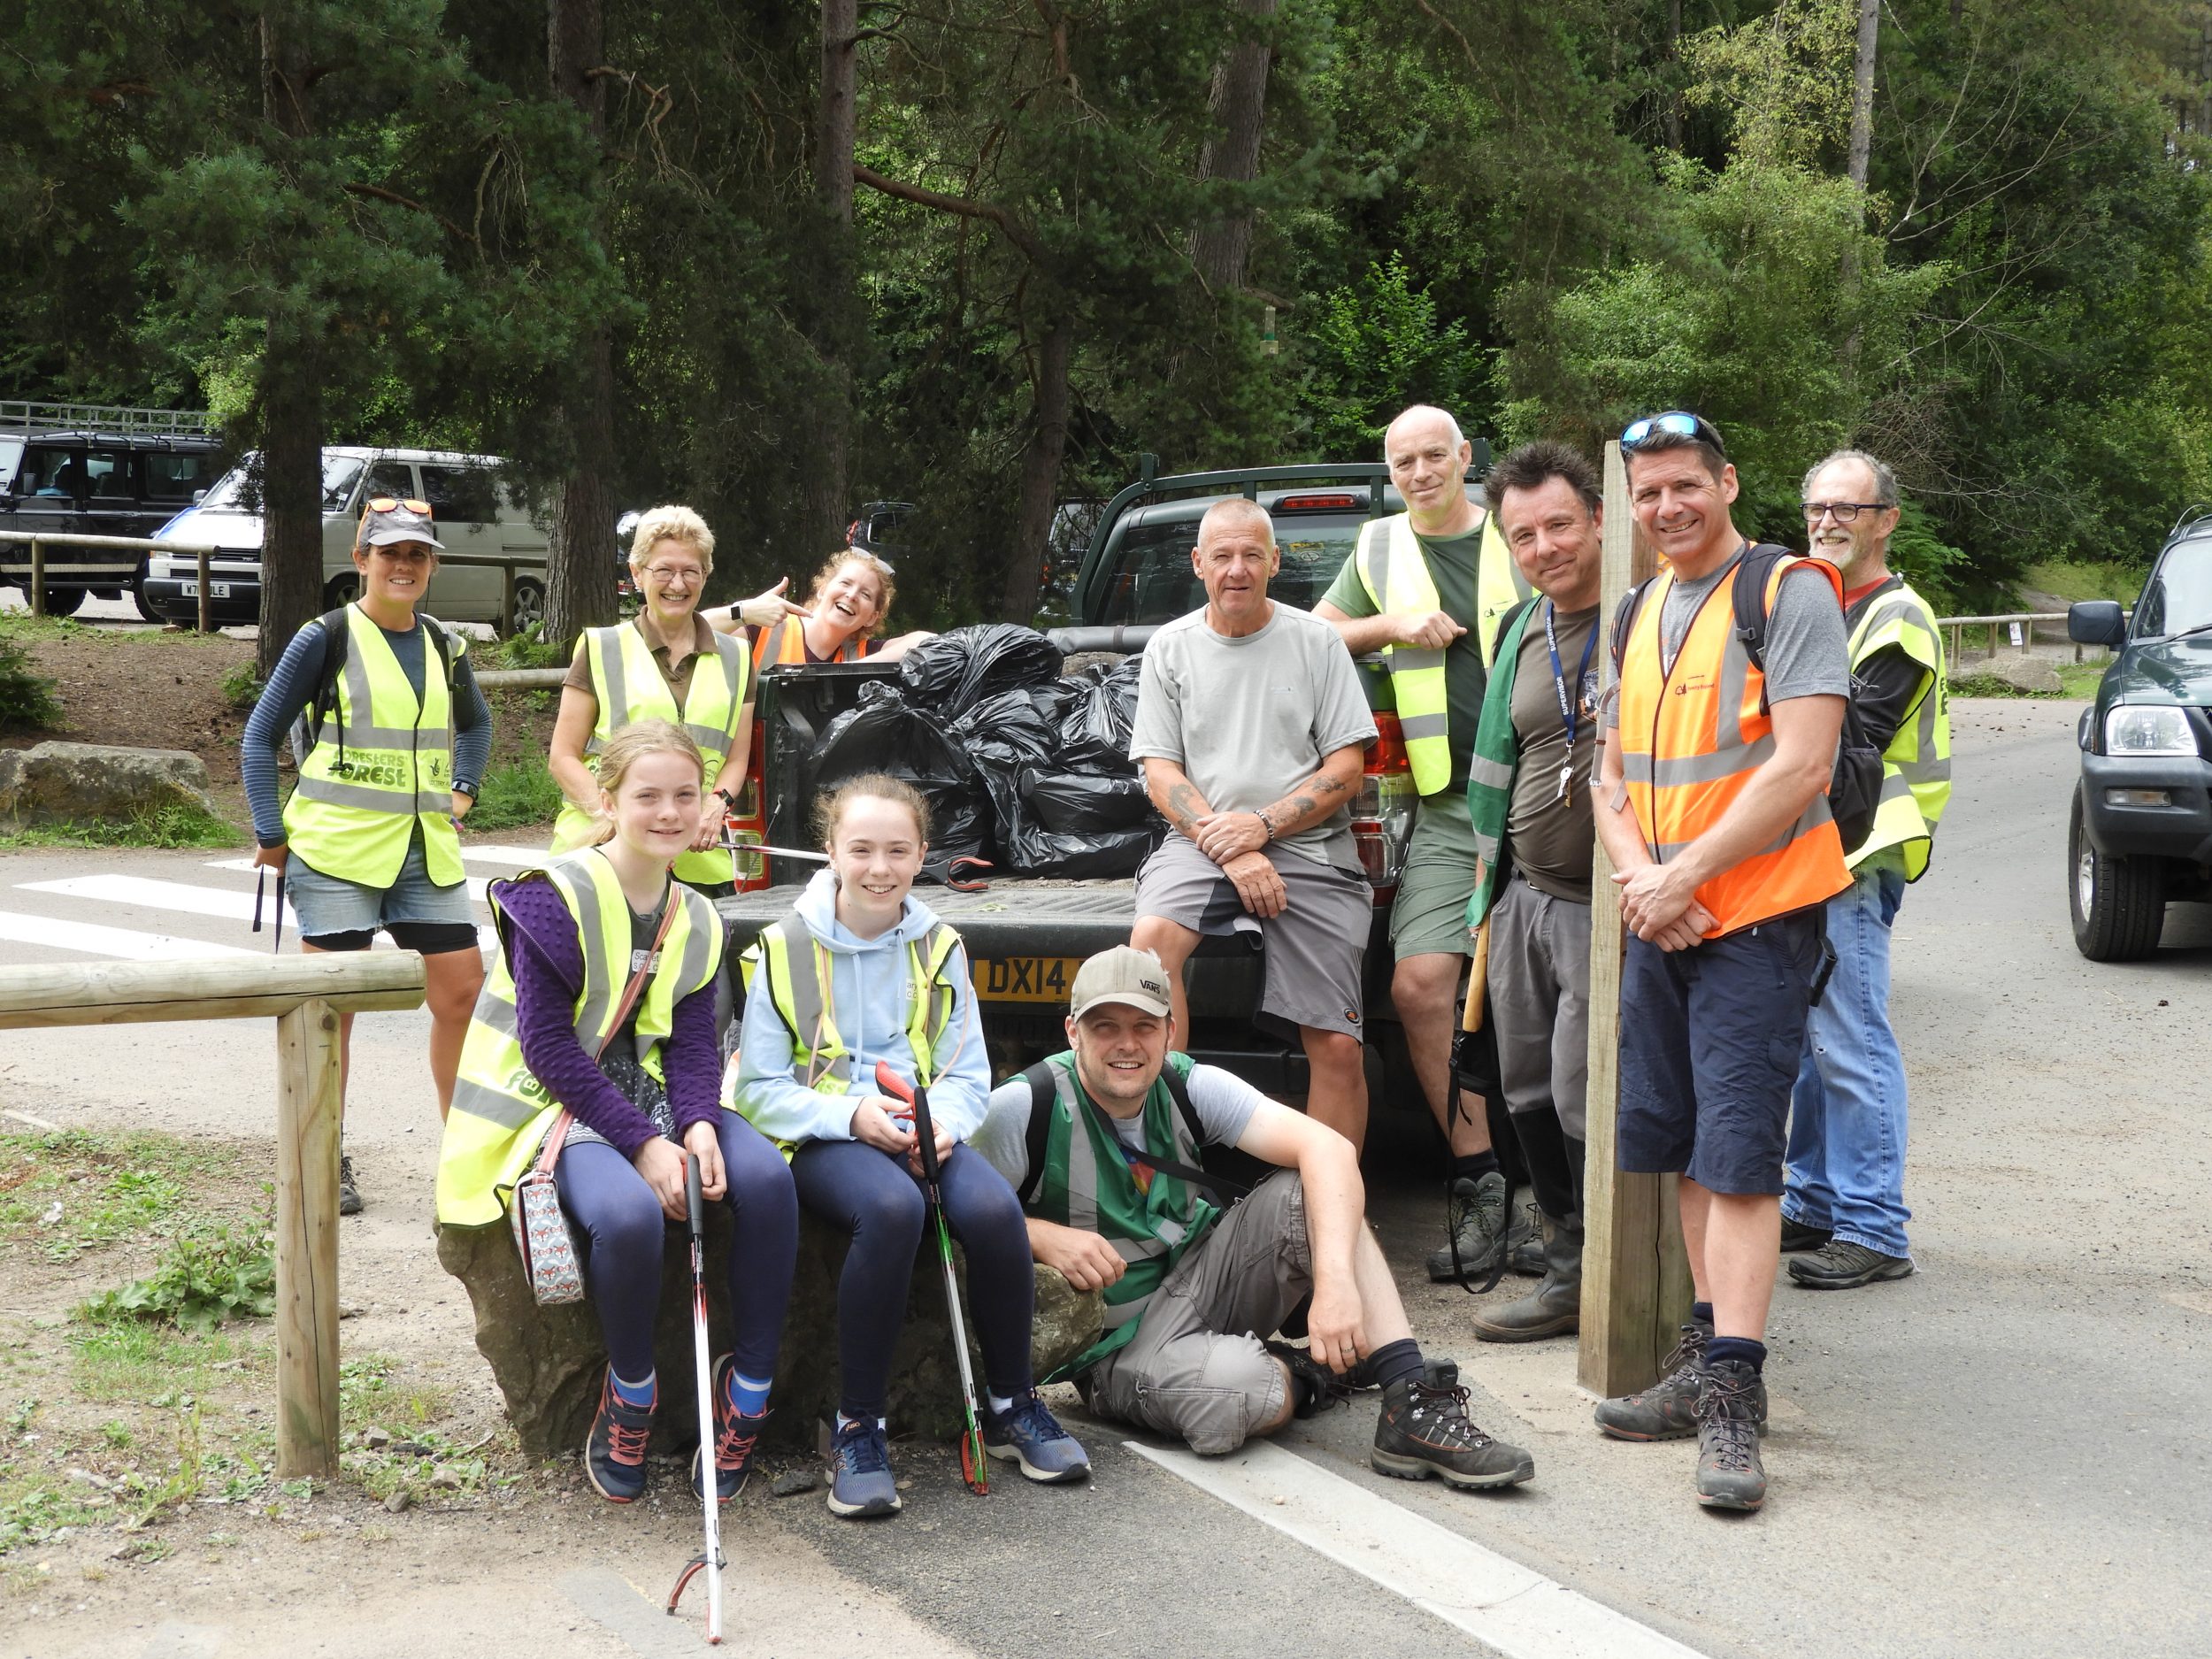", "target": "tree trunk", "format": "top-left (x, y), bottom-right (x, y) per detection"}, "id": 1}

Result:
top-left (1187, 0), bottom-right (1277, 294)
top-left (545, 0), bottom-right (616, 646)
top-left (803, 0), bottom-right (860, 557)
top-left (1001, 314), bottom-right (1074, 623)
top-left (256, 9), bottom-right (325, 678)
top-left (1662, 0), bottom-right (1683, 150)
top-left (1847, 0), bottom-right (1879, 193)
